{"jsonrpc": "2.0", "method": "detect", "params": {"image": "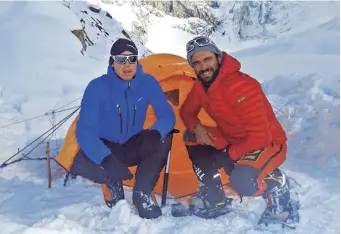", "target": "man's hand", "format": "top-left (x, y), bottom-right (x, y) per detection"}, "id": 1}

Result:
top-left (193, 124), bottom-right (215, 146)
